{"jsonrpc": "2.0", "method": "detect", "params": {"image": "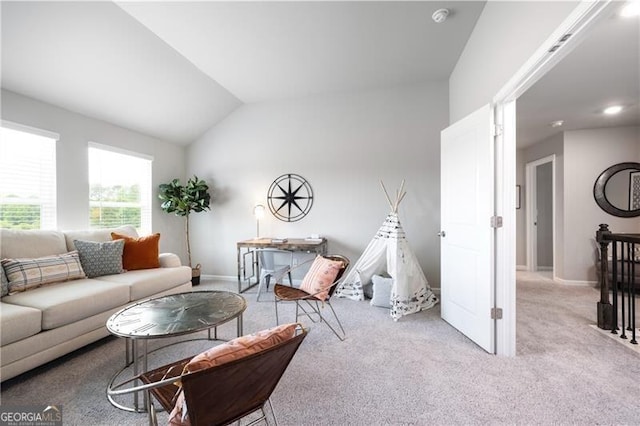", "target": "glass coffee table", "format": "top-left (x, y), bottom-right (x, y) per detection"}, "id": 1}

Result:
top-left (106, 290), bottom-right (247, 412)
